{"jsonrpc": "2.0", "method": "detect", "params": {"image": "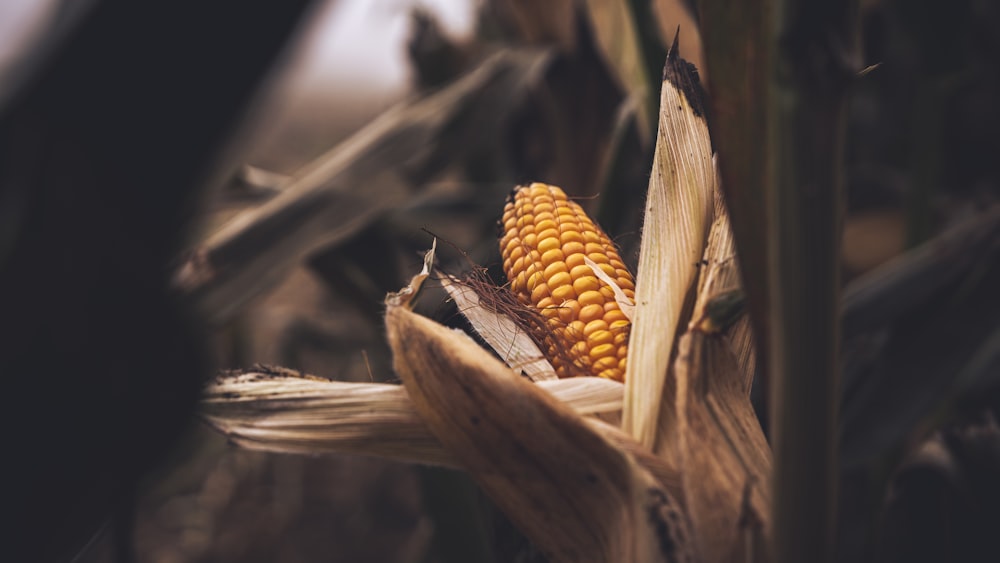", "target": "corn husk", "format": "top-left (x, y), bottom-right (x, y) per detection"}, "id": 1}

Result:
top-left (441, 276), bottom-right (557, 381)
top-left (384, 291), bottom-right (697, 562)
top-left (668, 185), bottom-right (772, 561)
top-left (622, 43), bottom-right (715, 449)
top-left (203, 366), bottom-right (625, 468)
